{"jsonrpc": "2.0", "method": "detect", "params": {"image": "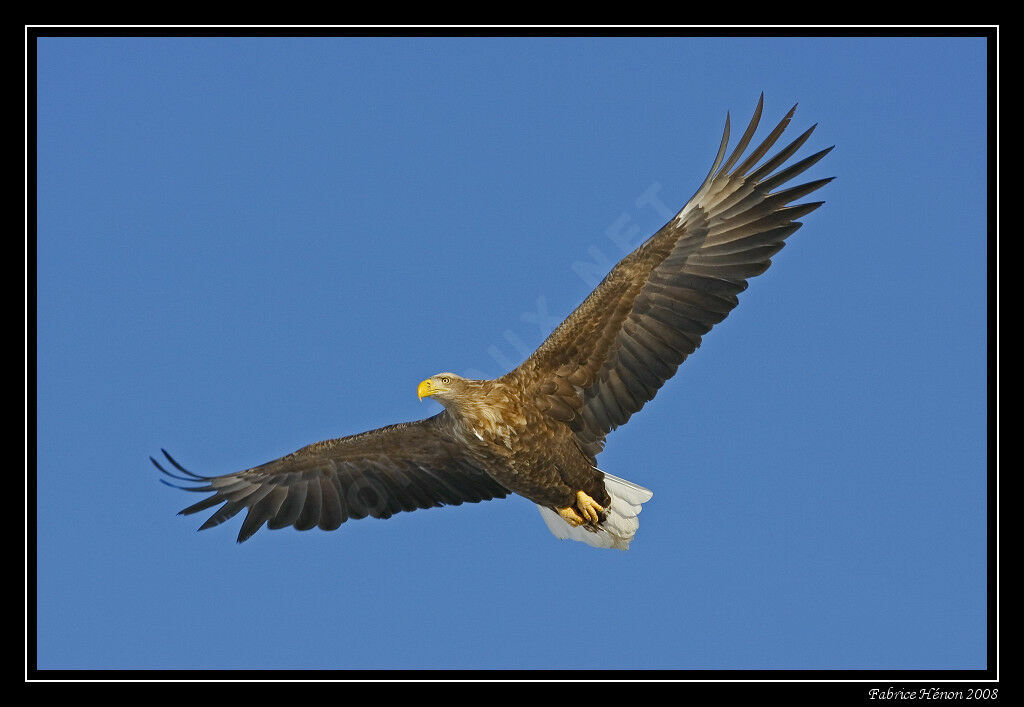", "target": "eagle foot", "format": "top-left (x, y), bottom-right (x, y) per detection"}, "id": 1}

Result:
top-left (557, 490), bottom-right (605, 527)
top-left (556, 506), bottom-right (582, 526)
top-left (575, 490), bottom-right (604, 524)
